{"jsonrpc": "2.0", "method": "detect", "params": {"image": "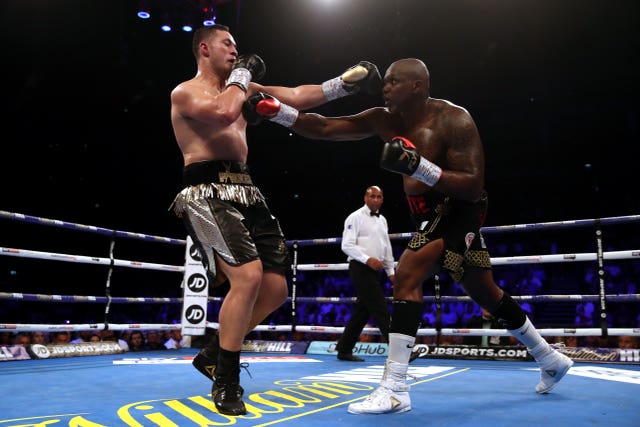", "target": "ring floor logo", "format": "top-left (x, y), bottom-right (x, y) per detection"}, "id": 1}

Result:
top-left (0, 363), bottom-right (466, 426)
